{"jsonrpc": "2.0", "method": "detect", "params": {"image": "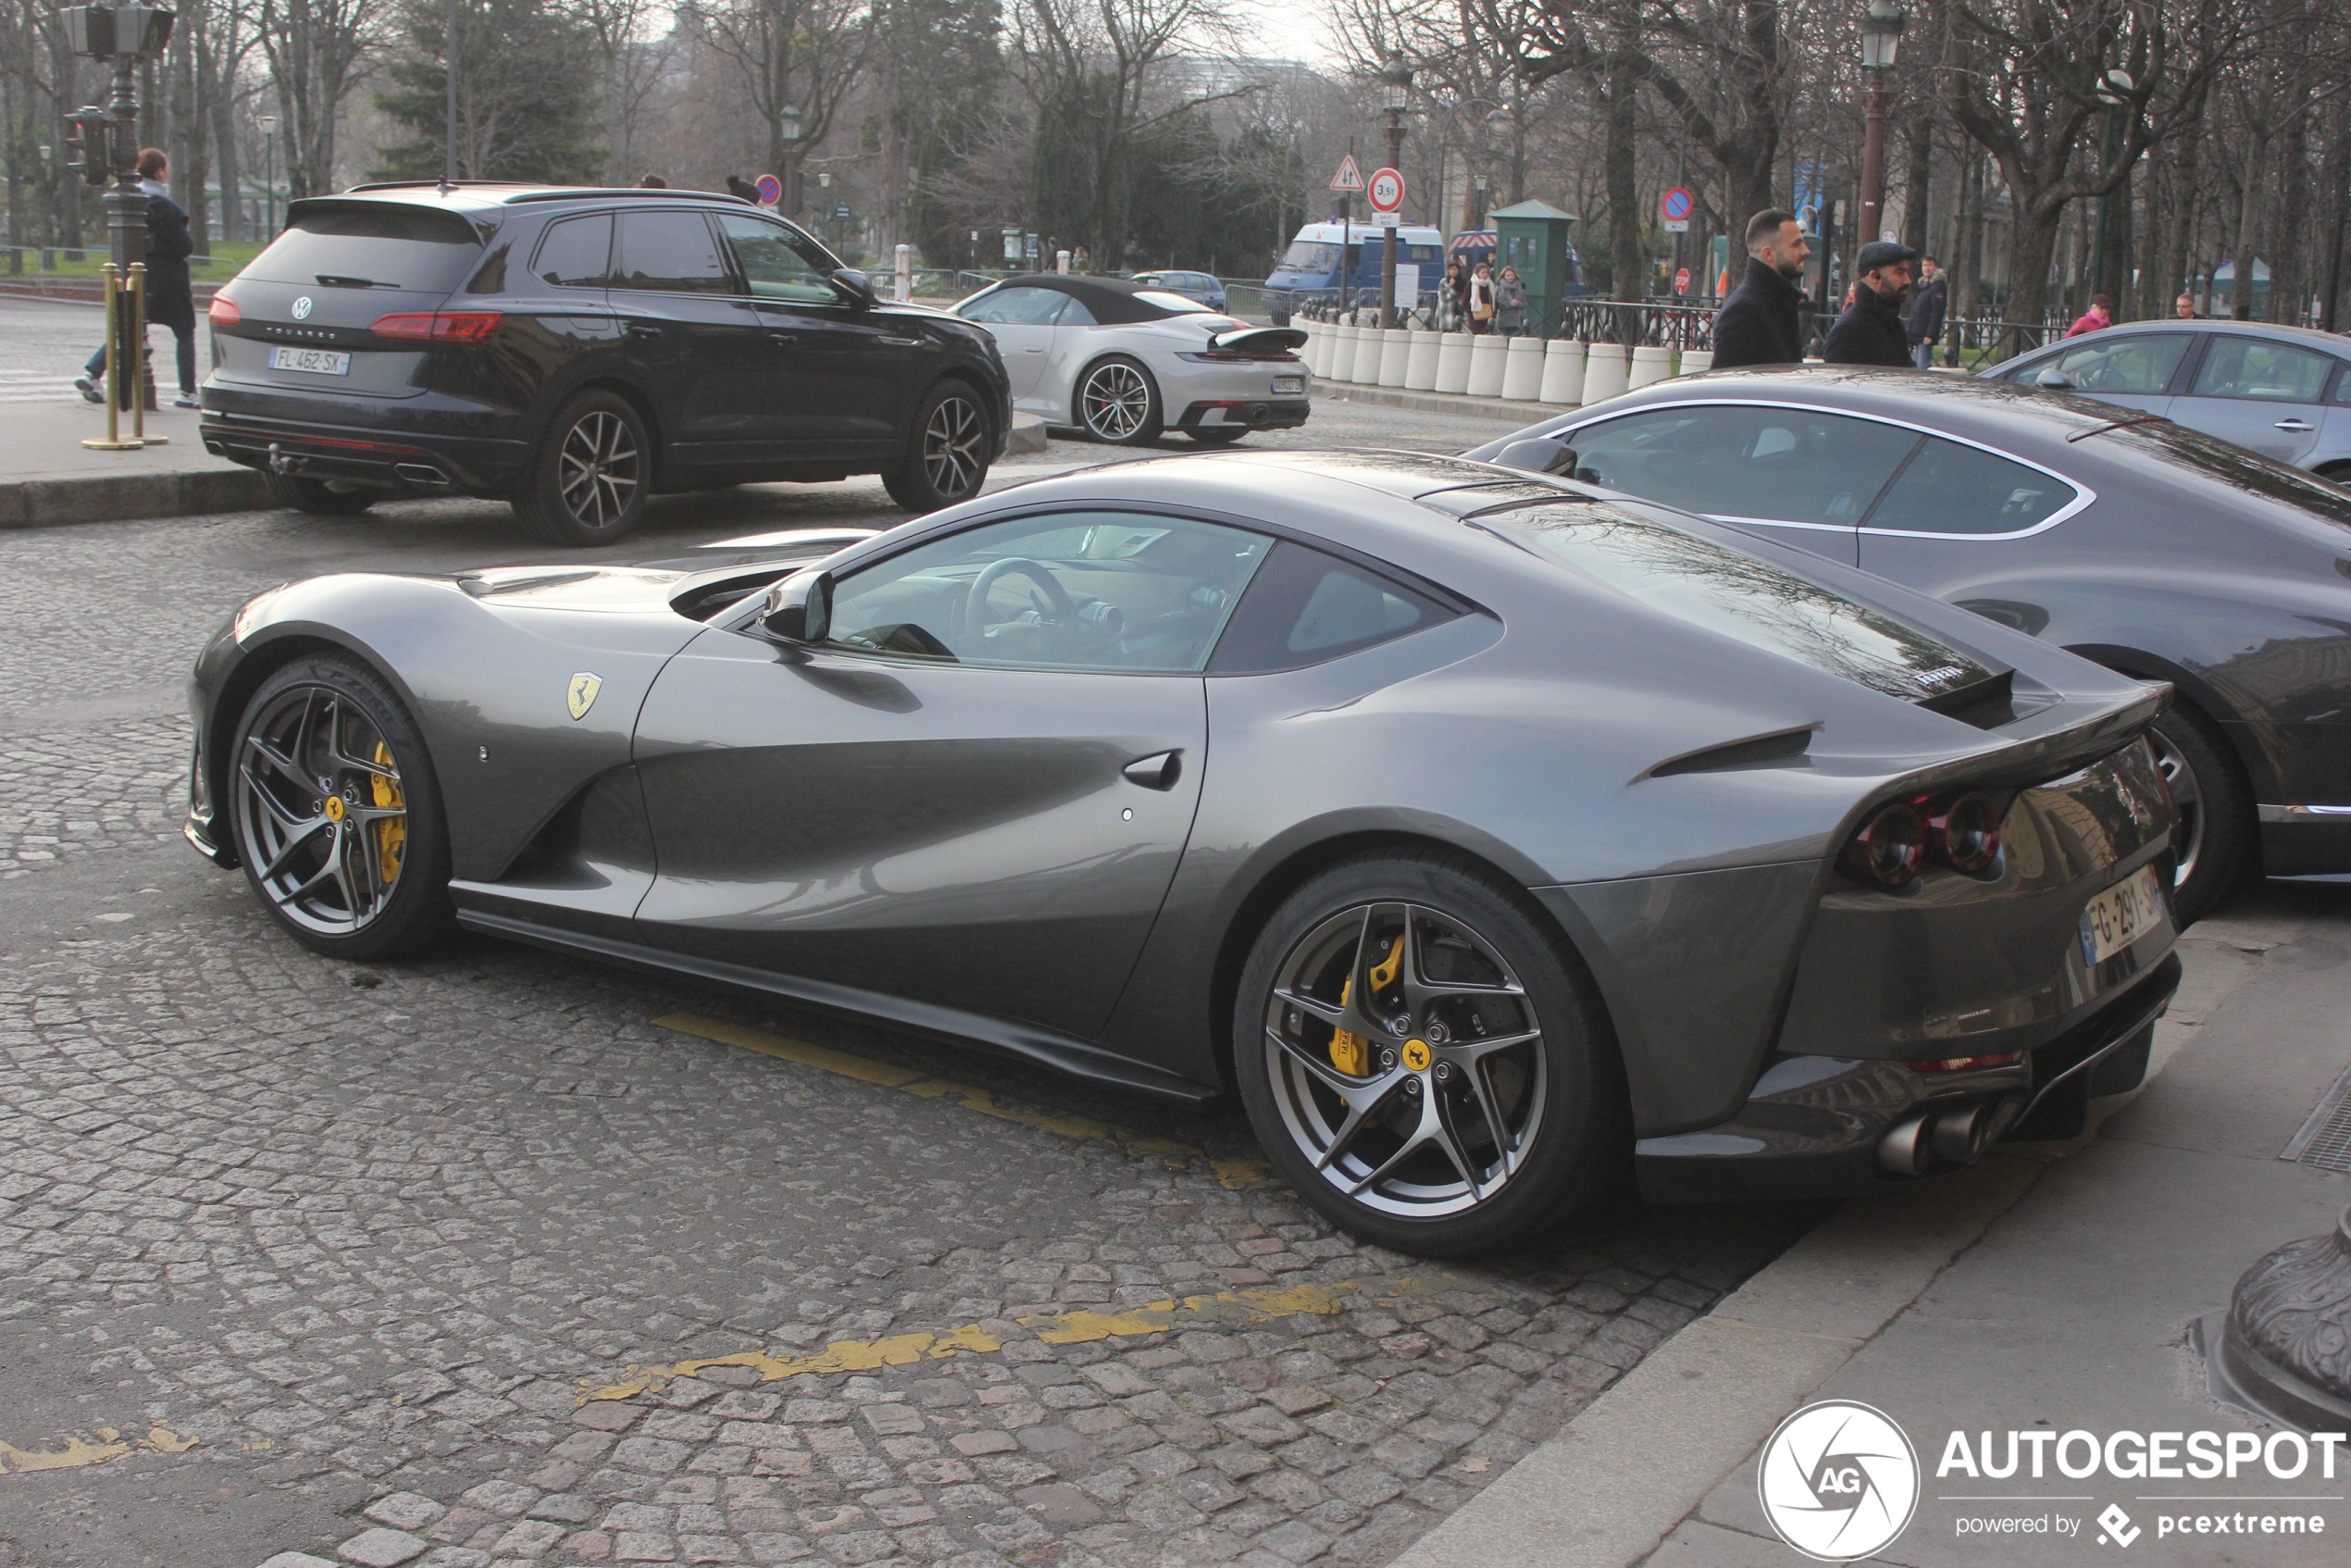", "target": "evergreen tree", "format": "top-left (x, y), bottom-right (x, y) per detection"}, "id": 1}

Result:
top-left (374, 0), bottom-right (603, 183)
